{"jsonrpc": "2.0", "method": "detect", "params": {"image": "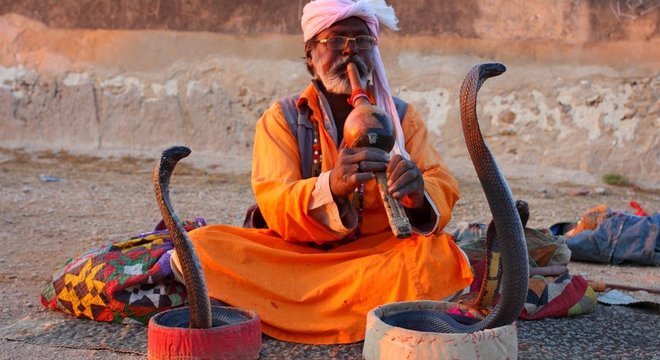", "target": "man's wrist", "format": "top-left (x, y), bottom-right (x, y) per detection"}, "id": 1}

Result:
top-left (328, 169), bottom-right (344, 200)
top-left (401, 192), bottom-right (425, 209)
